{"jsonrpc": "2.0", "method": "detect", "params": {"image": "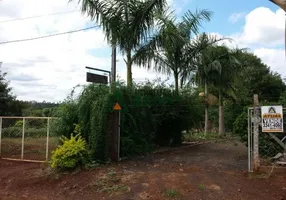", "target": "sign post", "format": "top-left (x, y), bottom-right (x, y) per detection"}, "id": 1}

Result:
top-left (112, 102), bottom-right (121, 162)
